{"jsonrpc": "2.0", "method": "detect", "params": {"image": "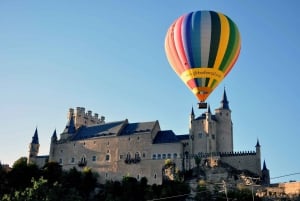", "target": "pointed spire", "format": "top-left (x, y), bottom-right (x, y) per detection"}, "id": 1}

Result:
top-left (256, 139), bottom-right (260, 147)
top-left (219, 88), bottom-right (230, 110)
top-left (63, 115), bottom-right (76, 134)
top-left (31, 128), bottom-right (39, 144)
top-left (51, 129), bottom-right (57, 141)
top-left (262, 160), bottom-right (268, 171)
top-left (207, 104), bottom-right (211, 114)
